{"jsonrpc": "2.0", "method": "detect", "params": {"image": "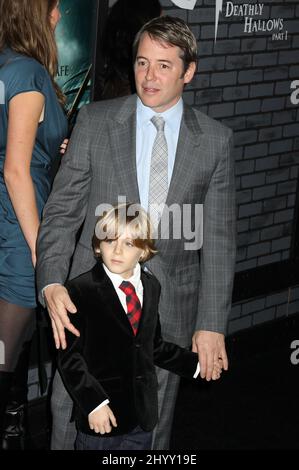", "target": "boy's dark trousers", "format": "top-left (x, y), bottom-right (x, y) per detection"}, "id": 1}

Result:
top-left (75, 426), bottom-right (152, 450)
